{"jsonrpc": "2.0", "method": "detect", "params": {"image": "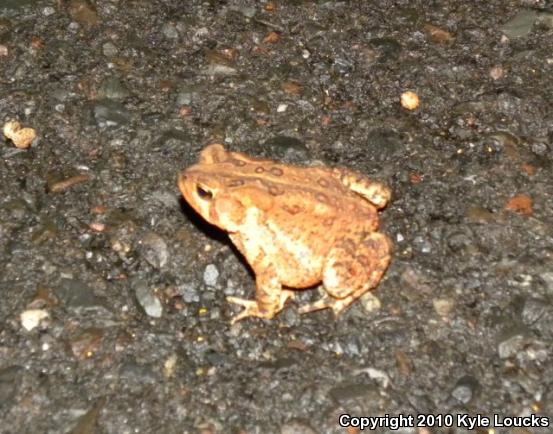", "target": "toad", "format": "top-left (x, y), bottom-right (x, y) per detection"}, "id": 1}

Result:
top-left (178, 144), bottom-right (392, 323)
